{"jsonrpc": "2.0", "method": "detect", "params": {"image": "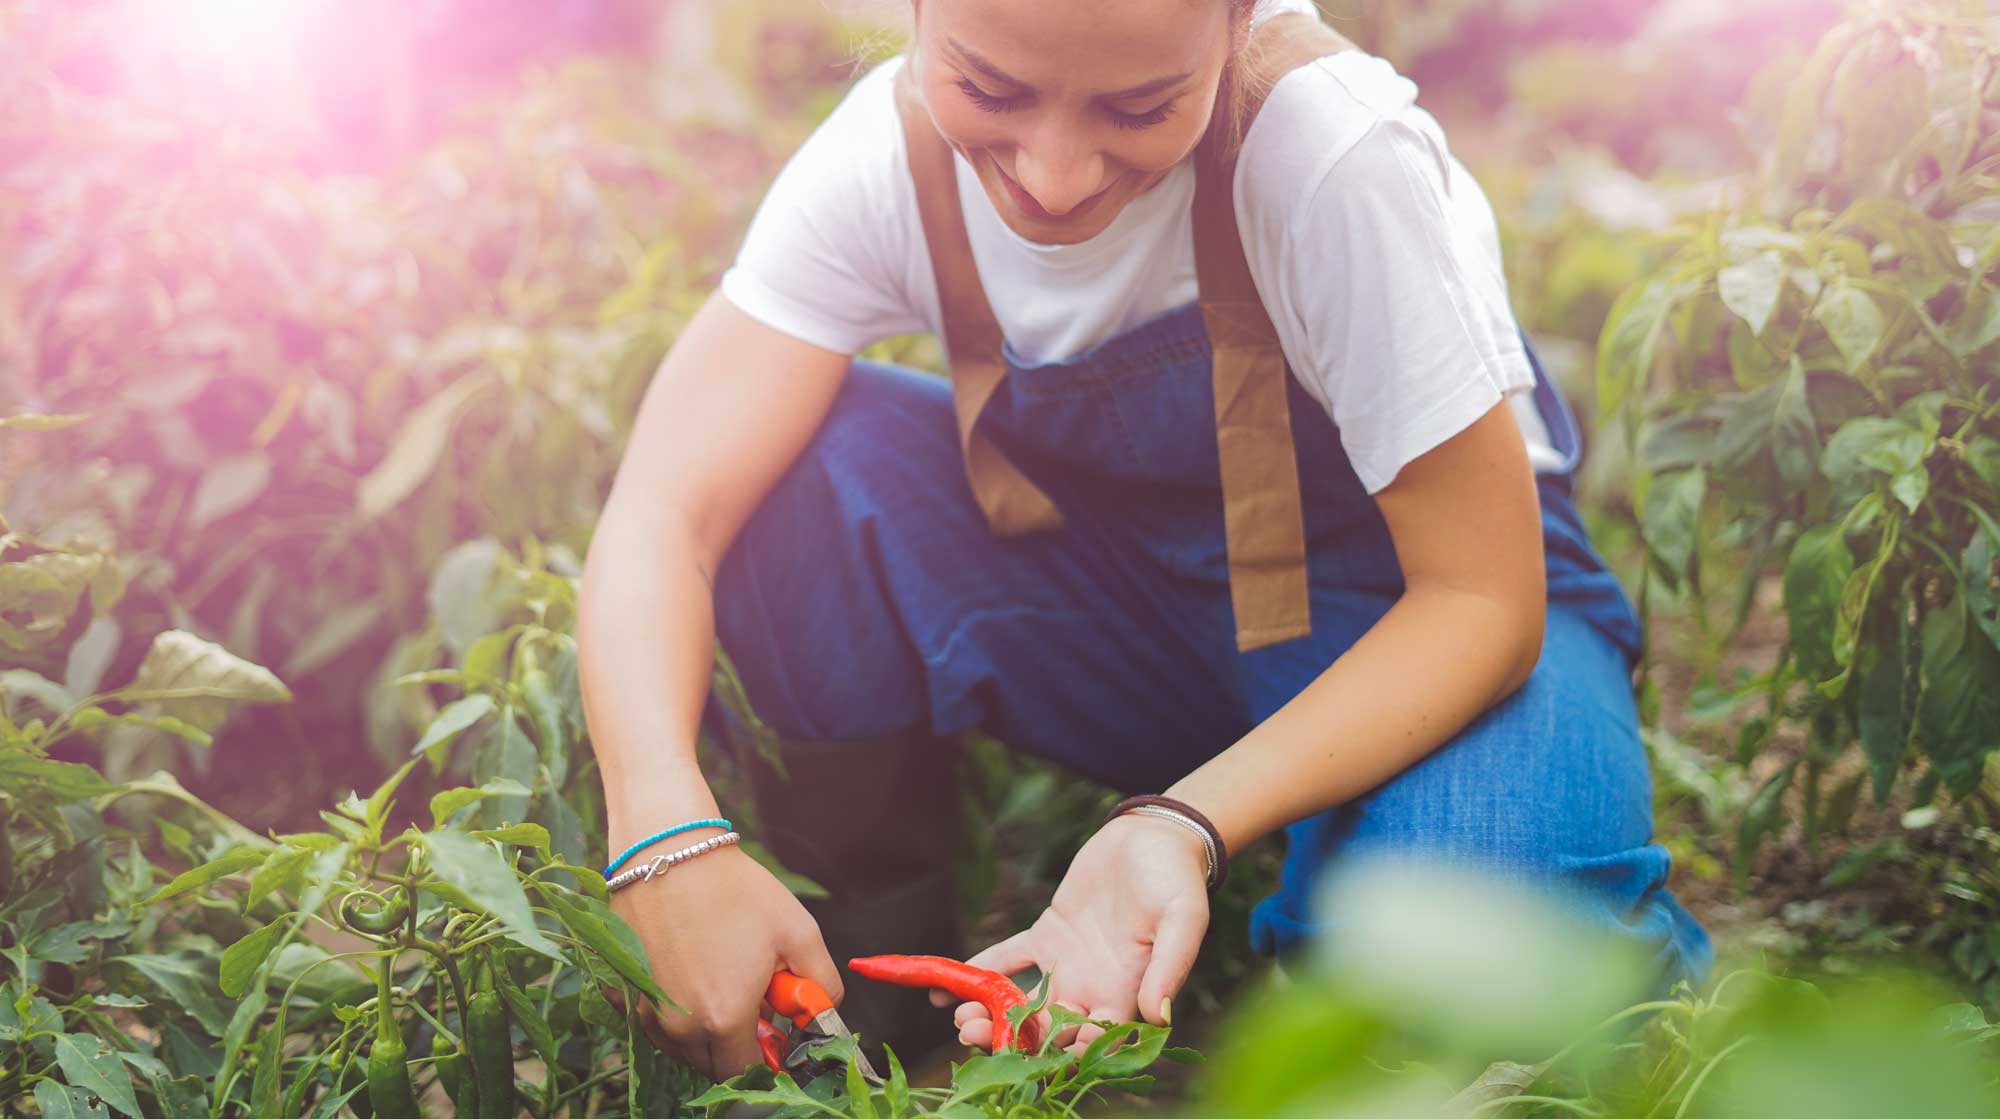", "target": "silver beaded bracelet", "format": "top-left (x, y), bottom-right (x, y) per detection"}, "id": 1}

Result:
top-left (1123, 805), bottom-right (1218, 886)
top-left (605, 831), bottom-right (741, 893)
